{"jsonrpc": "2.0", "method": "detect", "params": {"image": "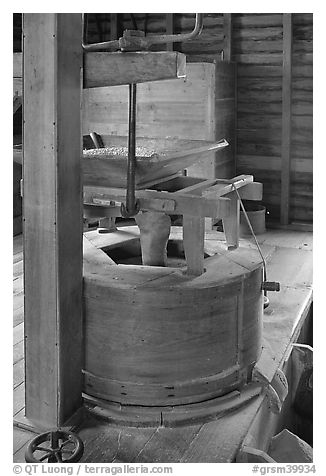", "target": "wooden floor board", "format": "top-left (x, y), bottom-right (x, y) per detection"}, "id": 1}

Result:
top-left (13, 252), bottom-right (24, 265)
top-left (13, 383), bottom-right (25, 416)
top-left (180, 397), bottom-right (264, 463)
top-left (13, 445), bottom-right (27, 463)
top-left (13, 340), bottom-right (24, 364)
top-left (265, 247), bottom-right (312, 288)
top-left (133, 424), bottom-right (203, 463)
top-left (13, 359), bottom-right (24, 389)
top-left (13, 275), bottom-right (24, 294)
top-left (13, 292), bottom-right (24, 311)
top-left (13, 322), bottom-right (24, 345)
top-left (13, 260), bottom-right (23, 279)
top-left (257, 229), bottom-right (313, 250)
top-left (78, 415), bottom-right (157, 463)
top-left (13, 234), bottom-right (23, 254)
top-left (13, 427), bottom-right (33, 462)
top-left (13, 306), bottom-right (24, 328)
